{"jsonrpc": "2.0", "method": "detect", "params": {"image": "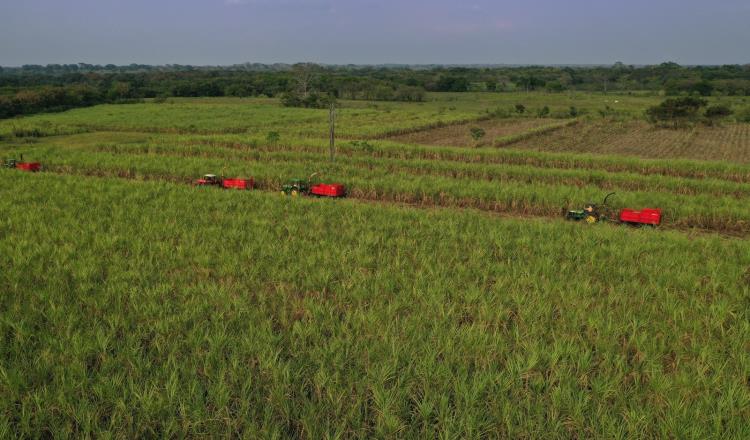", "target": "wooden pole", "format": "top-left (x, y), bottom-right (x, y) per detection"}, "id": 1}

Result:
top-left (329, 99), bottom-right (336, 162)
